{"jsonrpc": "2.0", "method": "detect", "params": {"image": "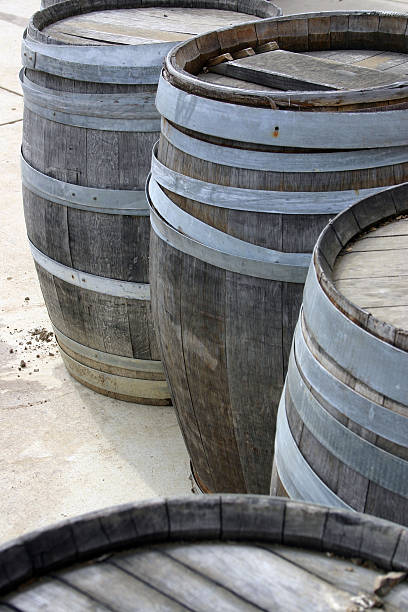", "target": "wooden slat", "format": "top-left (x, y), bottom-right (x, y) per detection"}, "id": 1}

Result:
top-left (162, 542), bottom-right (360, 611)
top-left (57, 562), bottom-right (188, 611)
top-left (367, 306), bottom-right (408, 329)
top-left (43, 8), bottom-right (261, 45)
top-left (4, 577), bottom-right (111, 611)
top-left (336, 277), bottom-right (408, 309)
top-left (111, 549), bottom-right (260, 611)
top-left (333, 250), bottom-right (408, 280)
top-left (211, 49), bottom-right (400, 92)
top-left (197, 71), bottom-right (280, 92)
top-left (344, 234), bottom-right (408, 252)
top-left (266, 544), bottom-right (408, 609)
